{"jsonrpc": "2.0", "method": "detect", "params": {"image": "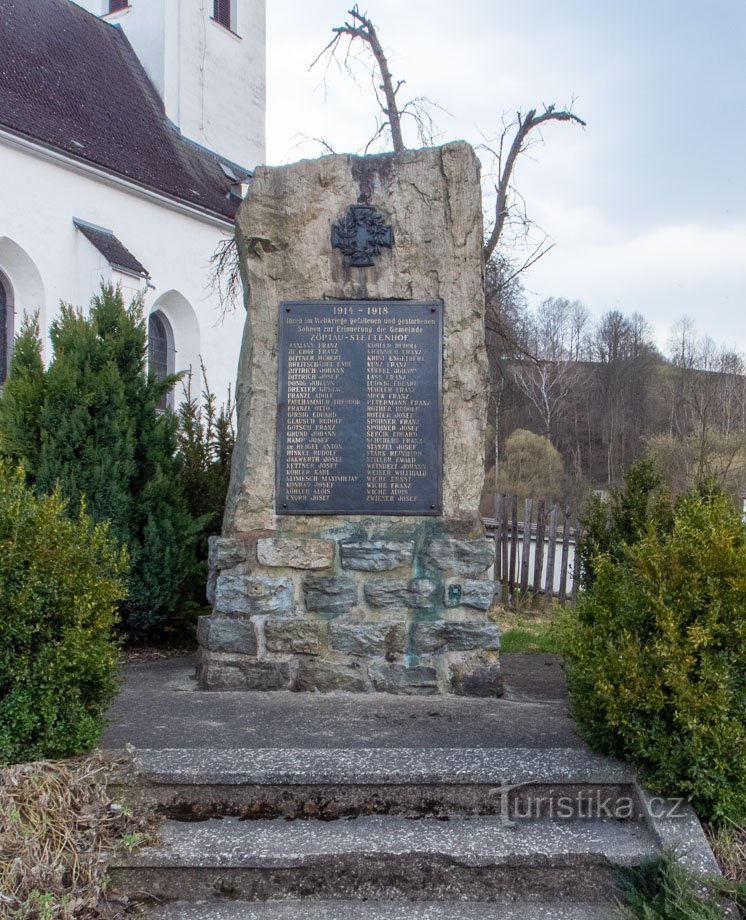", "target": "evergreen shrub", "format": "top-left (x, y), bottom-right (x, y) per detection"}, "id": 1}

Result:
top-left (563, 484), bottom-right (746, 822)
top-left (576, 459), bottom-right (672, 589)
top-left (176, 365), bottom-right (235, 607)
top-left (0, 462), bottom-right (126, 764)
top-left (0, 286), bottom-right (199, 634)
